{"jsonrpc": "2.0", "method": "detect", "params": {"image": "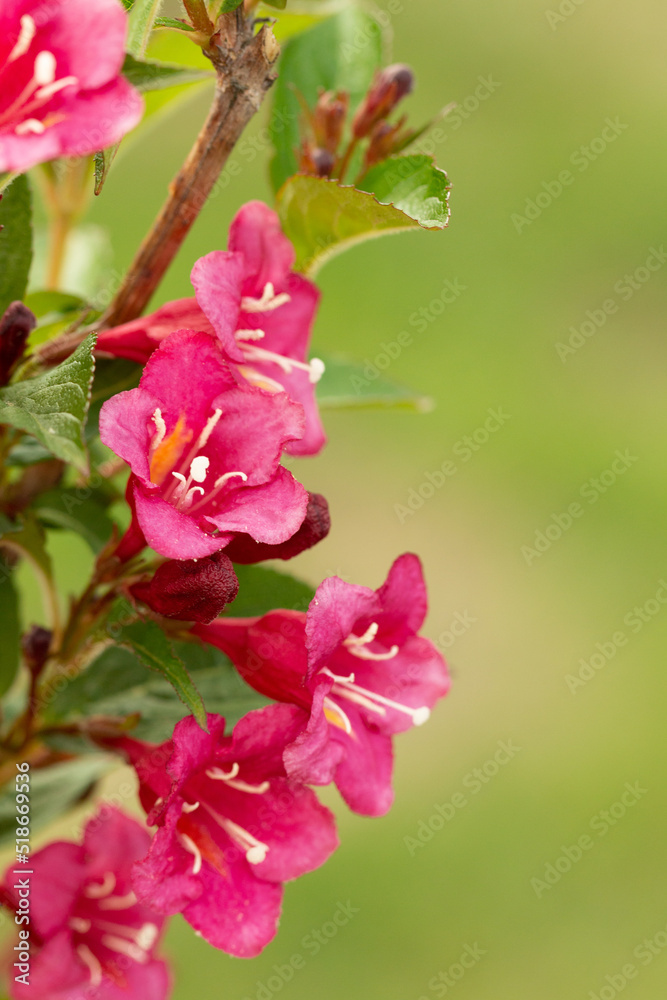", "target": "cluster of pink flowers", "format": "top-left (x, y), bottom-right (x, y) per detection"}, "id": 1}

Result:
top-left (2, 198), bottom-right (450, 997)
